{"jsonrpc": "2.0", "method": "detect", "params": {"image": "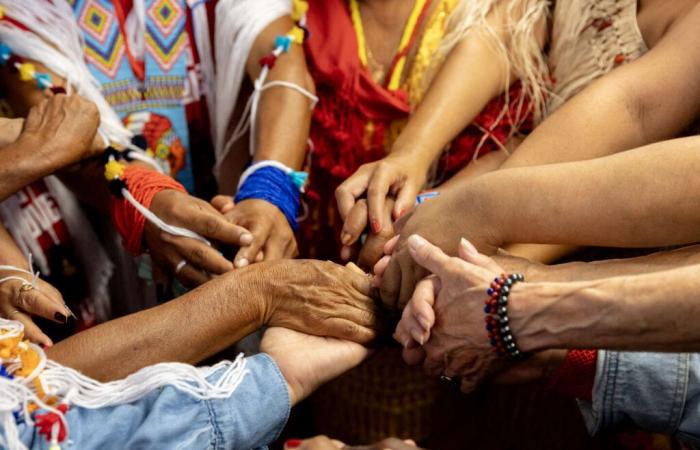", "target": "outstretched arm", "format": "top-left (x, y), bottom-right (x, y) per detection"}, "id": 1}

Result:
top-left (47, 260), bottom-right (378, 381)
